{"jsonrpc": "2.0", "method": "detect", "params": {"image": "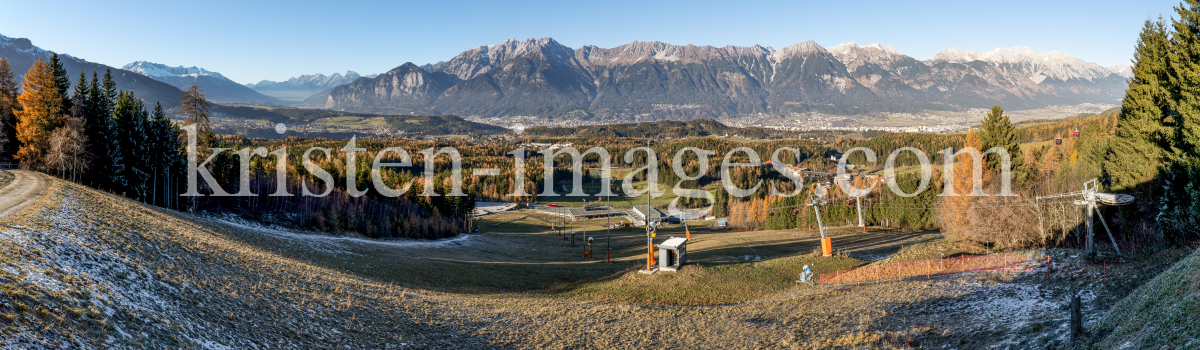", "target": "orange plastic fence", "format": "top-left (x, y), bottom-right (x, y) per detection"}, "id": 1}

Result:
top-left (820, 253), bottom-right (1031, 287)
